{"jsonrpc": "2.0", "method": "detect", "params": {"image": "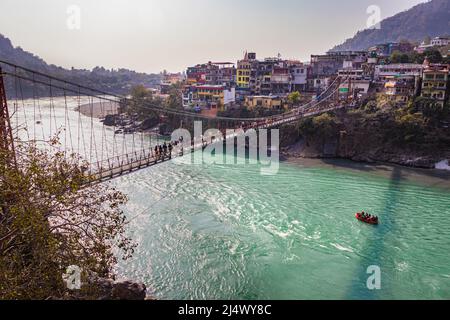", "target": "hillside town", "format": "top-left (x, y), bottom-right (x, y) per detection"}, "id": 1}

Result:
top-left (158, 36), bottom-right (450, 116)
